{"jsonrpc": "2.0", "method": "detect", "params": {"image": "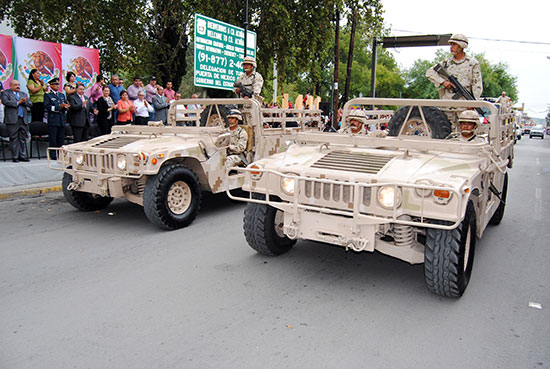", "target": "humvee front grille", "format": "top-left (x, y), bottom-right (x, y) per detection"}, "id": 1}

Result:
top-left (92, 136), bottom-right (144, 149)
top-left (80, 153), bottom-right (115, 172)
top-left (303, 181), bottom-right (371, 206)
top-left (311, 151), bottom-right (393, 174)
